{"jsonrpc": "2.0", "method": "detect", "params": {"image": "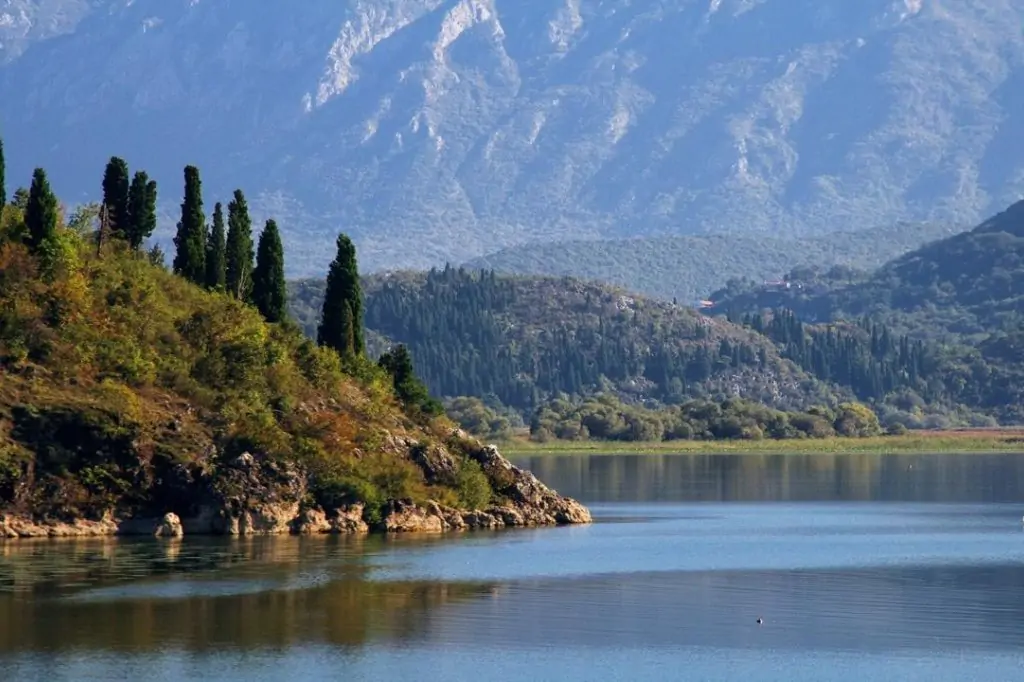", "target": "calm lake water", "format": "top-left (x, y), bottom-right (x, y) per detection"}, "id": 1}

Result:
top-left (5, 452), bottom-right (1024, 681)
